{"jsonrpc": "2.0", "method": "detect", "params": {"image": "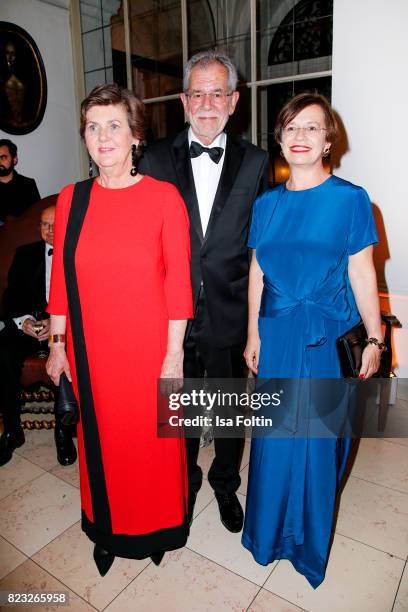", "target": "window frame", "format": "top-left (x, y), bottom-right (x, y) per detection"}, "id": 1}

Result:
top-left (79, 0), bottom-right (332, 148)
